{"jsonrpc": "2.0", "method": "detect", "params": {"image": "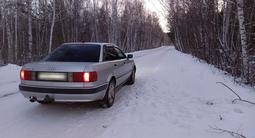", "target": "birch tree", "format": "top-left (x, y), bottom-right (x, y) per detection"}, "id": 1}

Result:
top-left (236, 0), bottom-right (249, 81)
top-left (27, 0), bottom-right (32, 62)
top-left (0, 0), bottom-right (164, 66)
top-left (48, 0), bottom-right (55, 54)
top-left (14, 0), bottom-right (18, 62)
top-left (0, 1), bottom-right (5, 64)
top-left (167, 0), bottom-right (255, 85)
top-left (91, 0), bottom-right (99, 42)
top-left (6, 7), bottom-right (14, 63)
top-left (110, 0), bottom-right (118, 44)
